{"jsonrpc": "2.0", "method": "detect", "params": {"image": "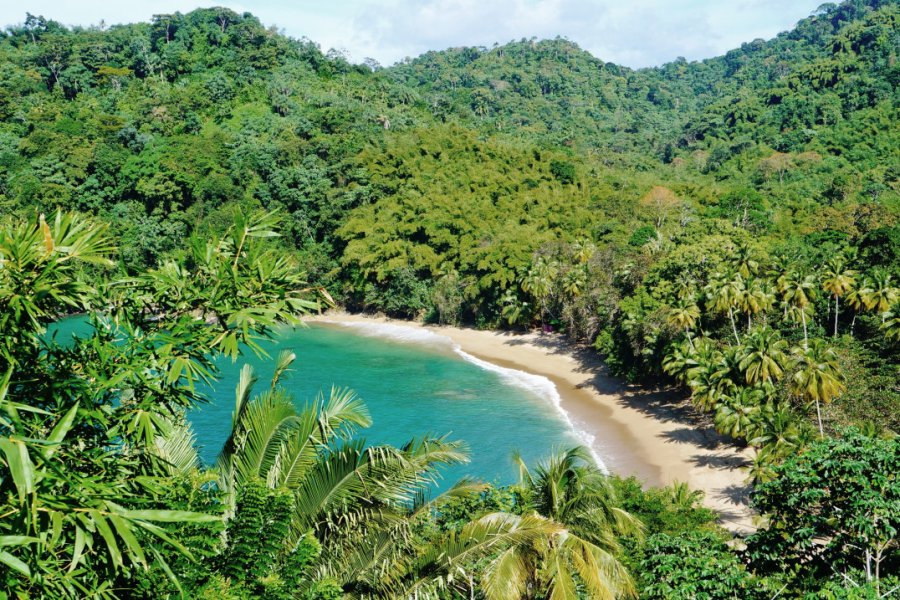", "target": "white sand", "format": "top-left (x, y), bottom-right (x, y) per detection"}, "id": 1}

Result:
top-left (308, 312), bottom-right (756, 533)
